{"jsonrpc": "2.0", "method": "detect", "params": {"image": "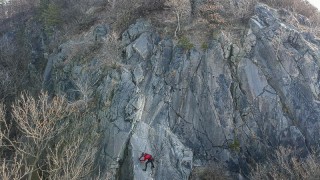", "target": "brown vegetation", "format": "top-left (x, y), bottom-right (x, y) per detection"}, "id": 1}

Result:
top-left (260, 0), bottom-right (318, 18)
top-left (250, 147), bottom-right (320, 180)
top-left (198, 1), bottom-right (225, 28)
top-left (111, 0), bottom-right (166, 33)
top-left (189, 164), bottom-right (232, 180)
top-left (0, 92), bottom-right (99, 179)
